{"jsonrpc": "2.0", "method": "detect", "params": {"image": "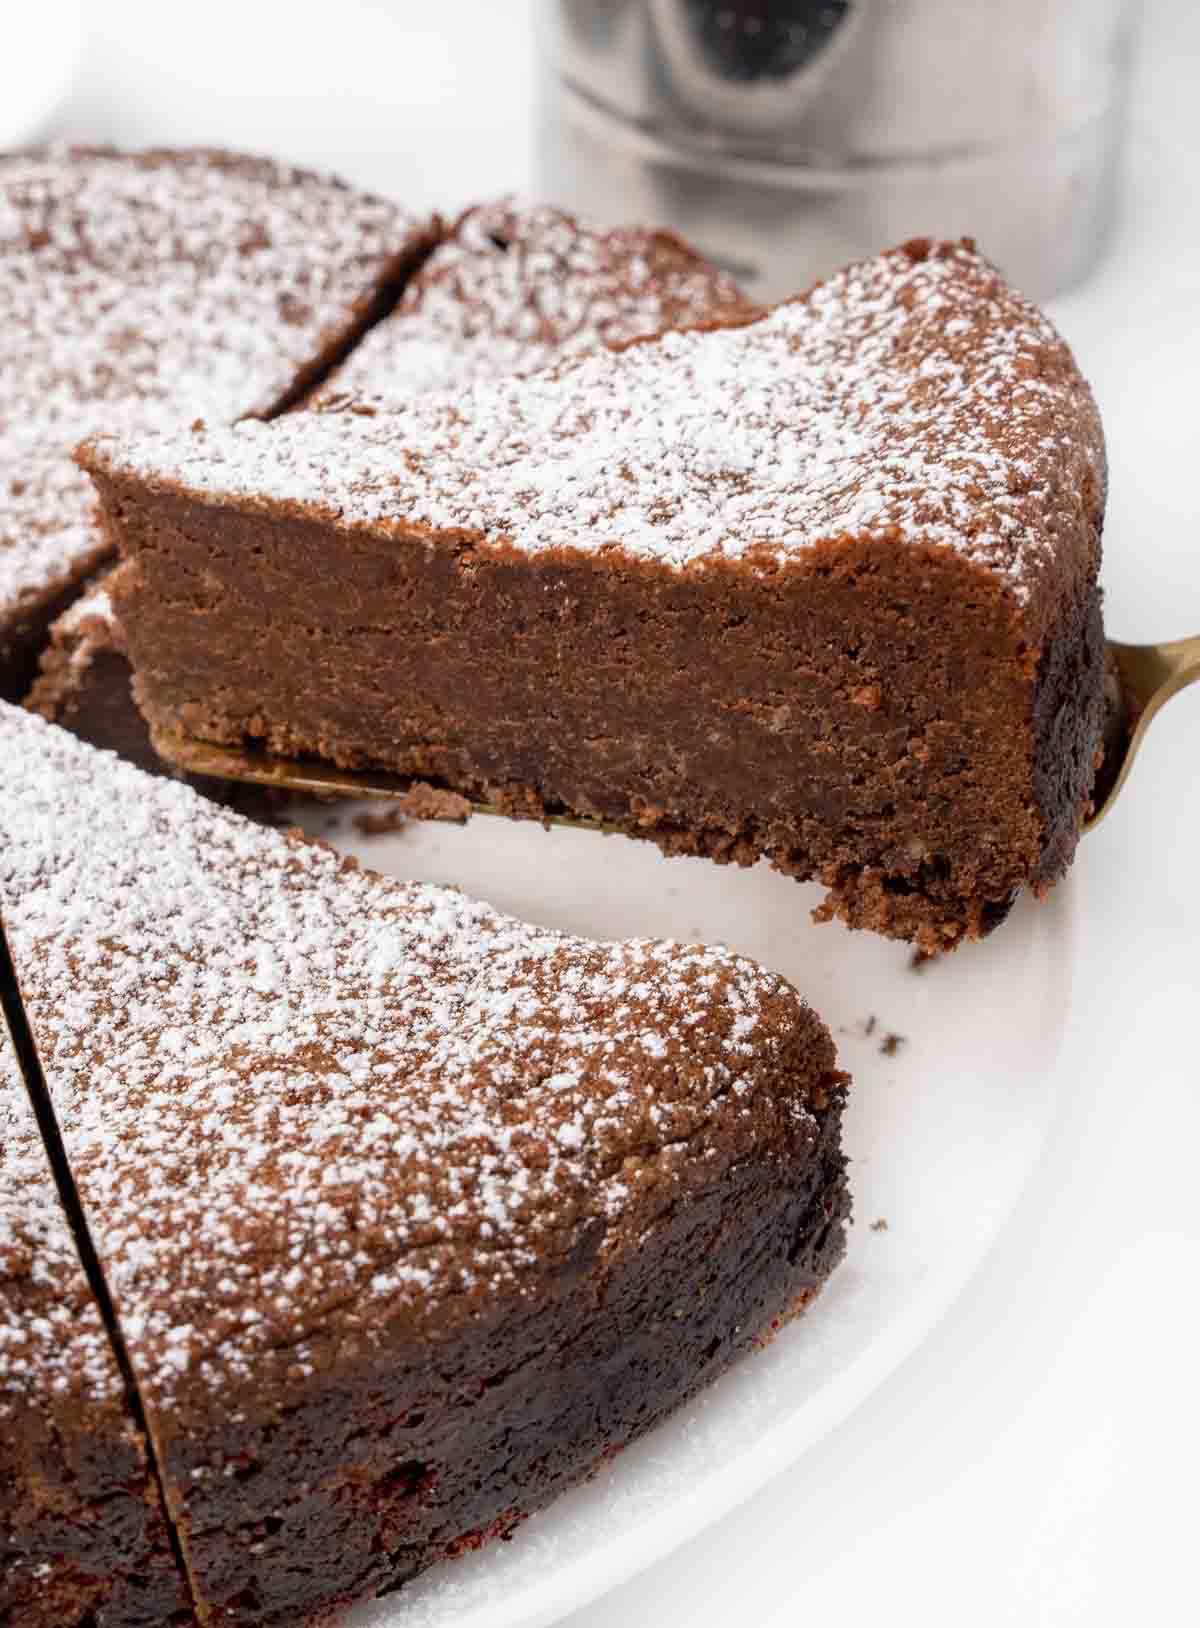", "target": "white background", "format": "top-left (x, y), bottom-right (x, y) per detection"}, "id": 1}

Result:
top-left (28, 2), bottom-right (1200, 1622)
